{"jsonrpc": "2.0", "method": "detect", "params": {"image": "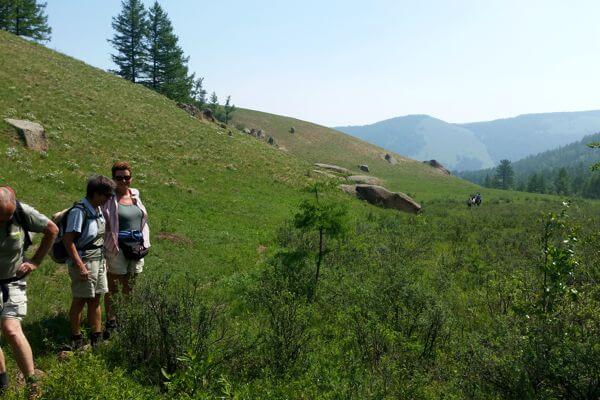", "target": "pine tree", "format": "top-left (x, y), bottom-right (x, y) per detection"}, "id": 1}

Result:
top-left (527, 173), bottom-right (539, 193)
top-left (209, 92), bottom-right (218, 112)
top-left (554, 168), bottom-right (570, 195)
top-left (109, 0), bottom-right (148, 83)
top-left (0, 0), bottom-right (51, 42)
top-left (224, 95), bottom-right (236, 124)
top-left (145, 1), bottom-right (193, 102)
top-left (494, 159), bottom-right (514, 190)
top-left (191, 77), bottom-right (207, 108)
top-left (483, 174), bottom-right (492, 188)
